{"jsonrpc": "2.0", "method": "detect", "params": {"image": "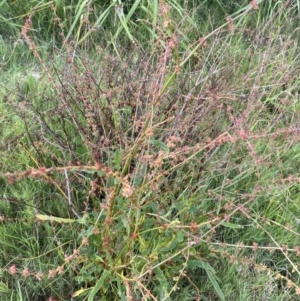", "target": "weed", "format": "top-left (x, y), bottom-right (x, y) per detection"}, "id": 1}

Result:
top-left (1, 1), bottom-right (300, 300)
